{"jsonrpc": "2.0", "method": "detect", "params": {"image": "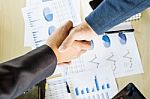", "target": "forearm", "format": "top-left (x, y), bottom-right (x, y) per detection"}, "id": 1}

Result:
top-left (86, 0), bottom-right (150, 34)
top-left (0, 45), bottom-right (57, 99)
